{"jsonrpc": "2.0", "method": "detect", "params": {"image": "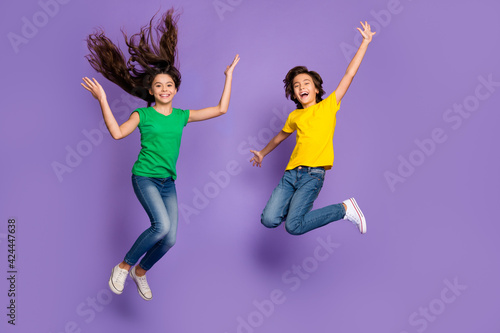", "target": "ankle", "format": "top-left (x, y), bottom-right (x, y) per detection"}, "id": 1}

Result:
top-left (118, 262), bottom-right (131, 271)
top-left (134, 266), bottom-right (147, 277)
